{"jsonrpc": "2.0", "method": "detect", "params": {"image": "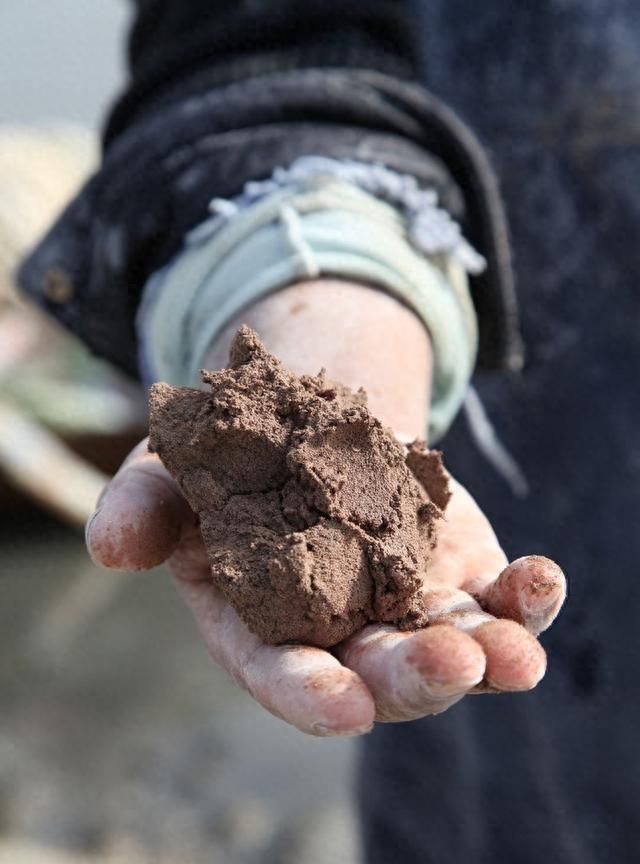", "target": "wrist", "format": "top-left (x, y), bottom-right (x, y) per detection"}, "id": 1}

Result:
top-left (203, 278), bottom-right (432, 441)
